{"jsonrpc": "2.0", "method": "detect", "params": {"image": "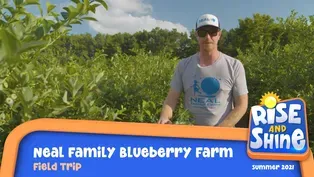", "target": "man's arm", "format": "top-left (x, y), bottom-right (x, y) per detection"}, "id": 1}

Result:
top-left (217, 94), bottom-right (248, 127)
top-left (218, 59), bottom-right (249, 127)
top-left (158, 59), bottom-right (184, 124)
top-left (158, 89), bottom-right (181, 124)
